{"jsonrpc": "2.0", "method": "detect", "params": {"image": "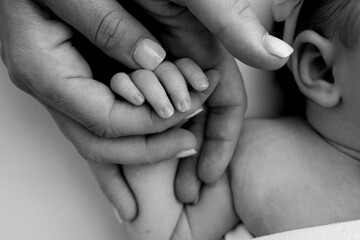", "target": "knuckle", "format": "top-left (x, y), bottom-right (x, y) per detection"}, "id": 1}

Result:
top-left (7, 68), bottom-right (32, 94)
top-left (232, 1), bottom-right (256, 23)
top-left (94, 9), bottom-right (127, 50)
top-left (168, 83), bottom-right (187, 95)
top-left (87, 122), bottom-right (107, 138)
top-left (131, 69), bottom-right (154, 84)
top-left (214, 0), bottom-right (254, 38)
top-left (77, 144), bottom-right (94, 162)
top-left (155, 61), bottom-right (178, 77)
top-left (174, 58), bottom-right (193, 67)
top-left (152, 90), bottom-right (168, 100)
